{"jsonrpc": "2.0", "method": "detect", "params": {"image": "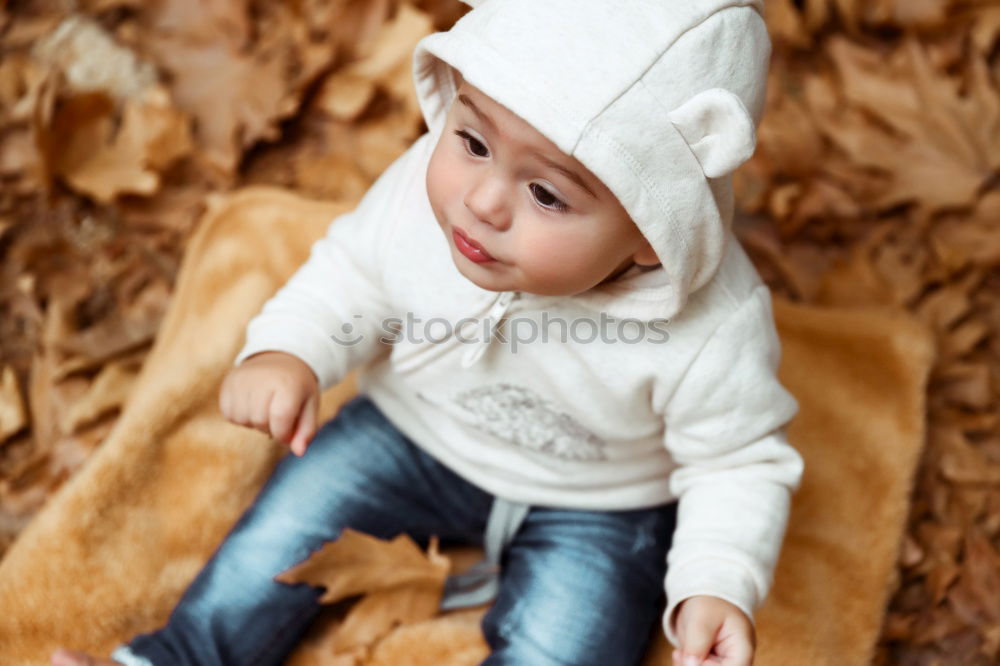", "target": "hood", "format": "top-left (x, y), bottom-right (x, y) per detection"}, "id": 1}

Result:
top-left (412, 0), bottom-right (770, 322)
